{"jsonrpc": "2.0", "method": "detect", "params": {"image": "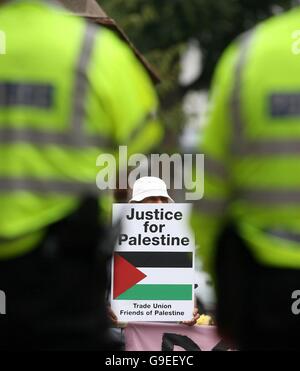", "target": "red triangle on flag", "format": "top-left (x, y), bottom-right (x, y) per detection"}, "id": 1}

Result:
top-left (113, 253), bottom-right (147, 299)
